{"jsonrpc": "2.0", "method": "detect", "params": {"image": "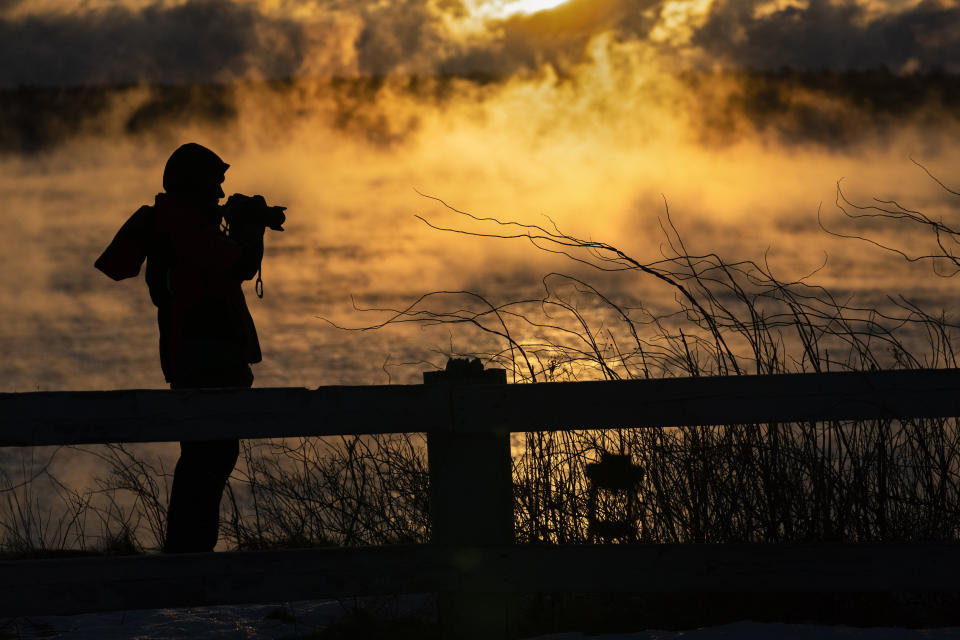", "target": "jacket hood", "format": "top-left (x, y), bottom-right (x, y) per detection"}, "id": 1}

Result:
top-left (162, 143), bottom-right (229, 199)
